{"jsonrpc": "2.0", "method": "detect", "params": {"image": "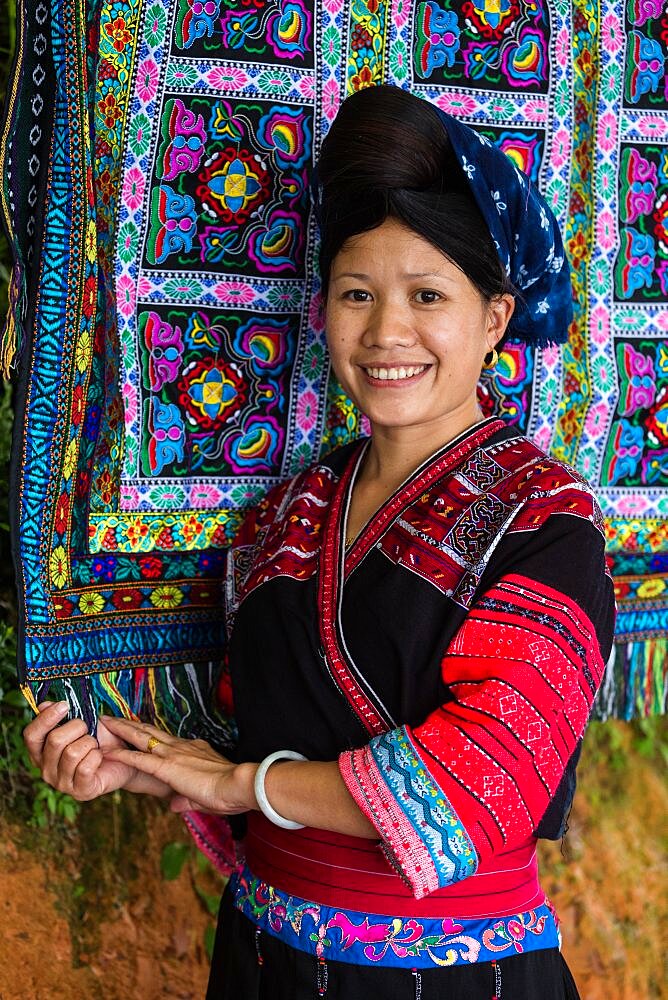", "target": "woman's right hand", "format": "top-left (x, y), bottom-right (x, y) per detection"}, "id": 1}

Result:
top-left (24, 701), bottom-right (171, 802)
